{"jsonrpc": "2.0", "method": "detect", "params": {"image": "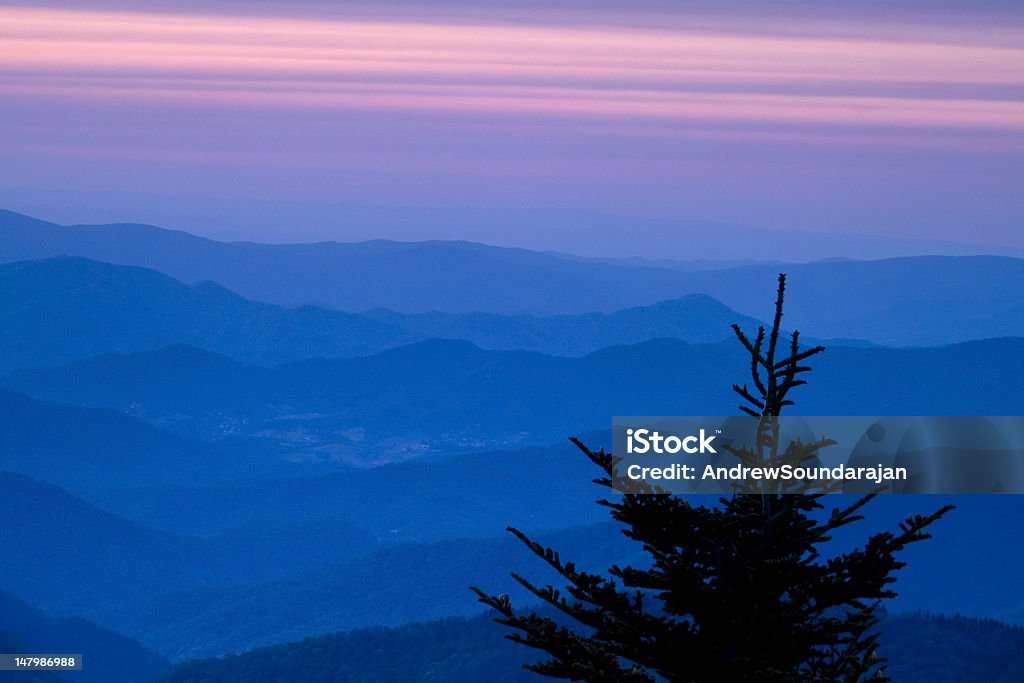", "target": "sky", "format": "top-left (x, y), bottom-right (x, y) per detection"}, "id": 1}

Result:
top-left (1, 1), bottom-right (1022, 257)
